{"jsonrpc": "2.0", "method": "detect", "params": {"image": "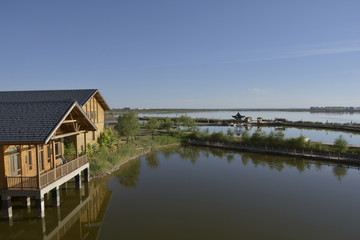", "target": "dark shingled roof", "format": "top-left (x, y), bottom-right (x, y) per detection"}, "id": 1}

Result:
top-left (0, 89), bottom-right (97, 106)
top-left (0, 101), bottom-right (76, 143)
